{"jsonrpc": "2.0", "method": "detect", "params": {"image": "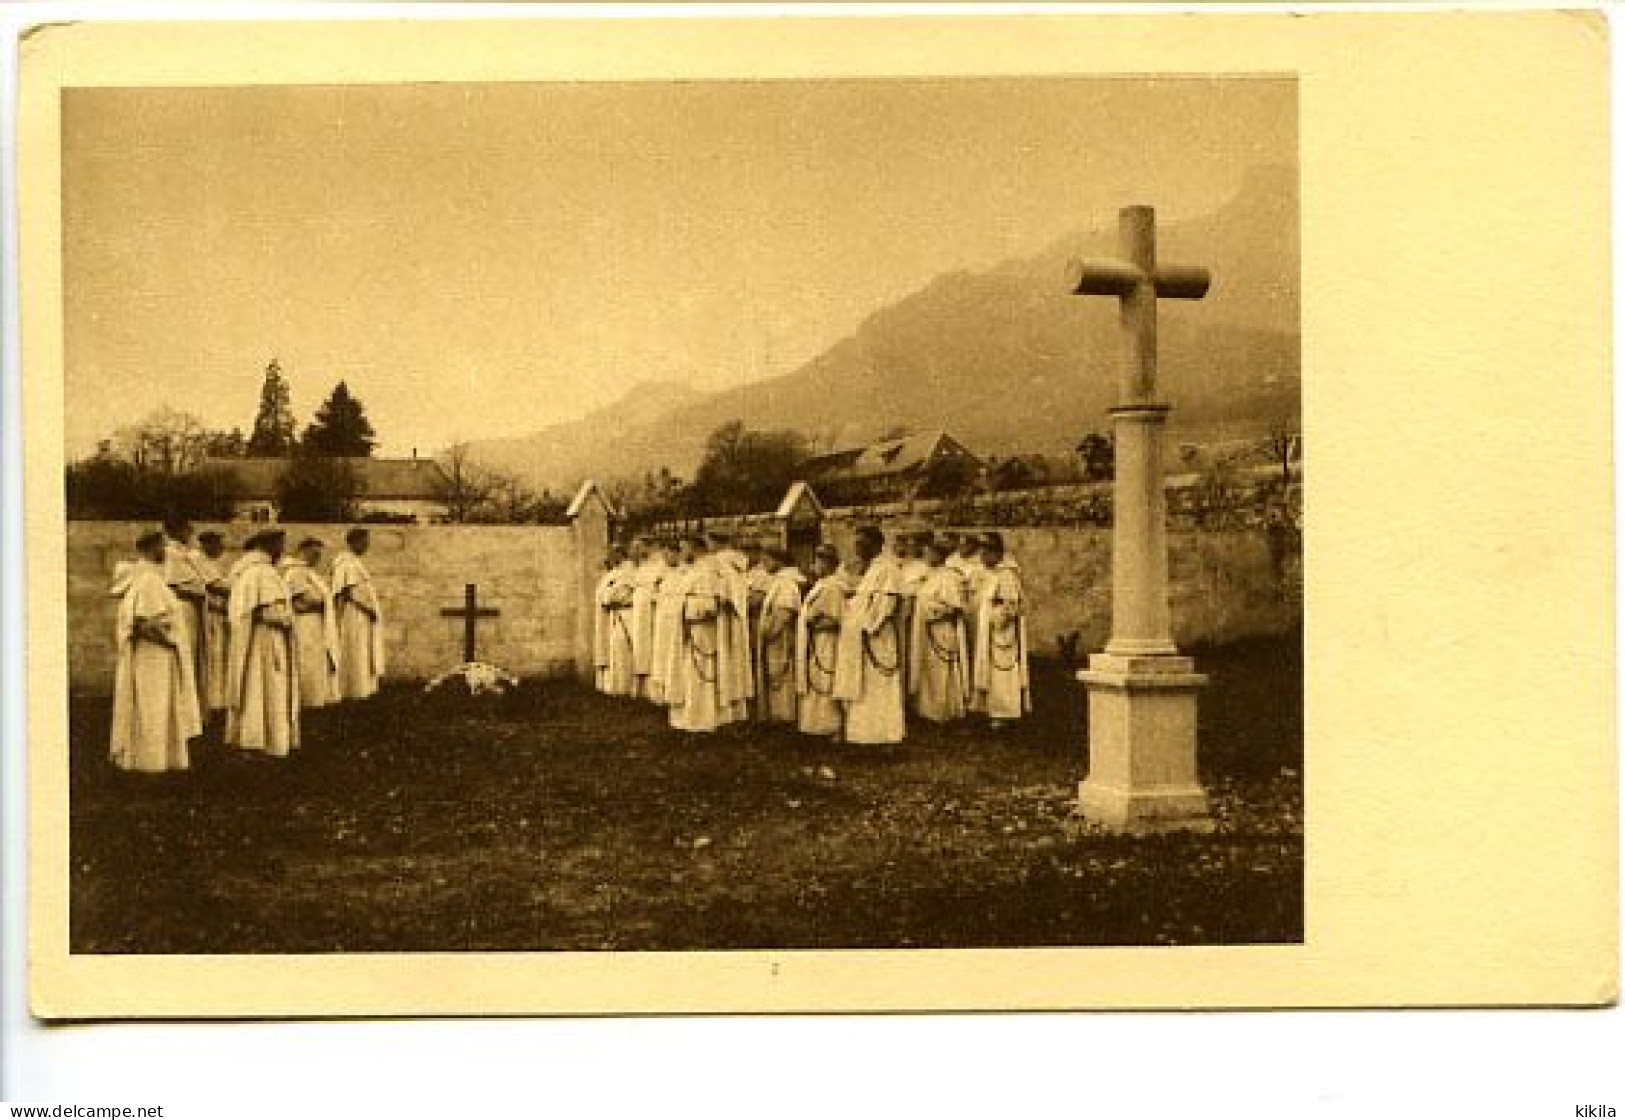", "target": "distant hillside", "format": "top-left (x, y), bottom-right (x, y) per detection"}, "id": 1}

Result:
top-left (470, 380), bottom-right (708, 489)
top-left (470, 164), bottom-right (1299, 490)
